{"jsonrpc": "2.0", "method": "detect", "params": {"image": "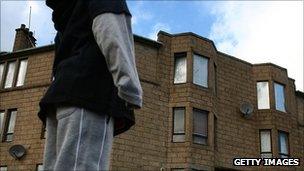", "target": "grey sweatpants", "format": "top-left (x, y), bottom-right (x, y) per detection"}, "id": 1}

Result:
top-left (43, 106), bottom-right (114, 171)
